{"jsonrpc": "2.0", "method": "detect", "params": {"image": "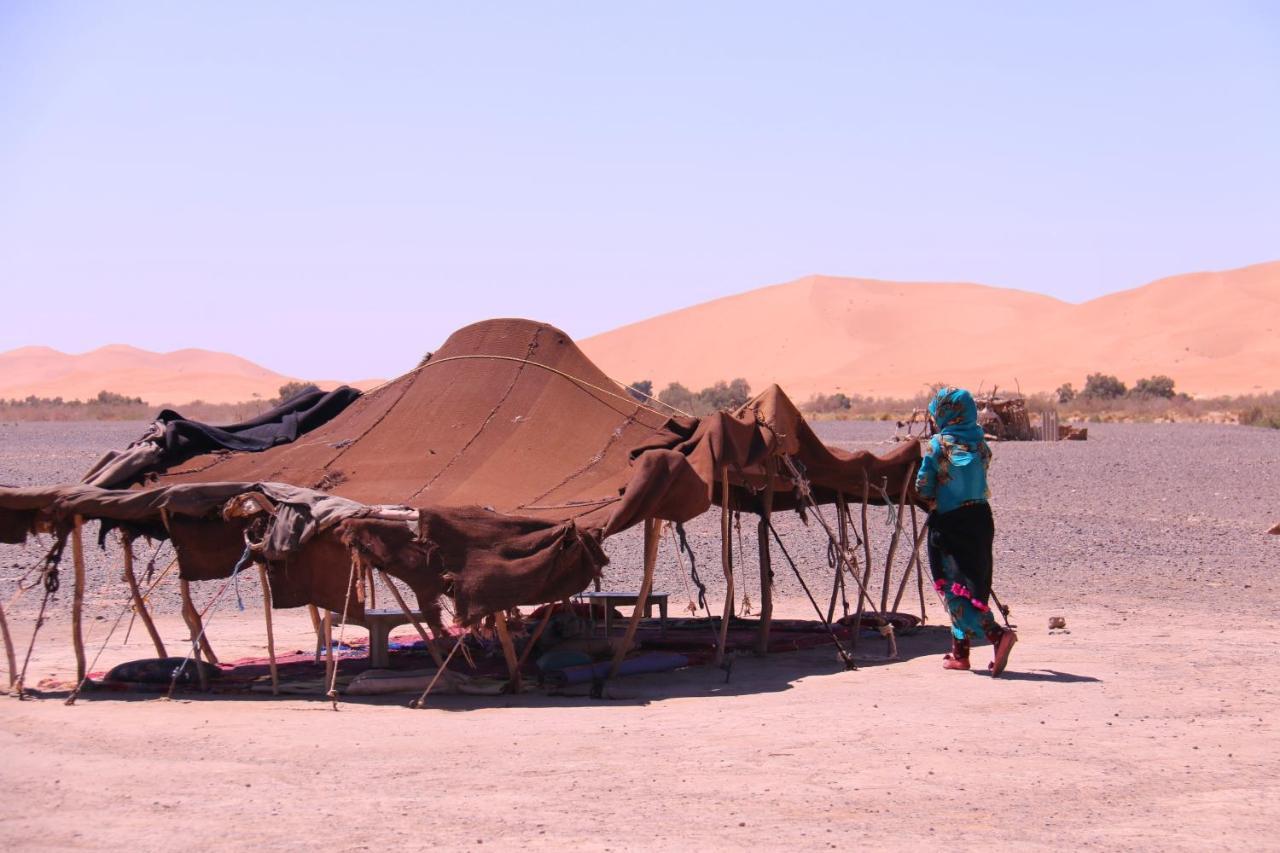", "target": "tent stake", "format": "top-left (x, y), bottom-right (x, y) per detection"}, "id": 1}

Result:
top-left (607, 516), bottom-right (660, 680)
top-left (714, 467), bottom-right (734, 667)
top-left (71, 516), bottom-right (87, 683)
top-left (492, 610), bottom-right (521, 693)
top-left (257, 564), bottom-right (278, 695)
top-left (122, 535), bottom-right (167, 659)
top-left (754, 458), bottom-right (775, 655)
